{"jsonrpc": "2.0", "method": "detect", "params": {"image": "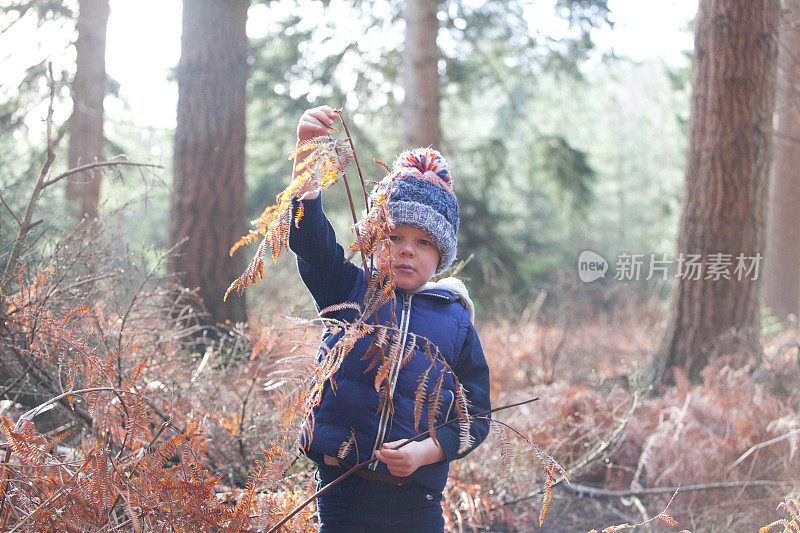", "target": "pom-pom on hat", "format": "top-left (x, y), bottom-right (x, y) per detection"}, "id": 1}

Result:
top-left (372, 147), bottom-right (459, 275)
